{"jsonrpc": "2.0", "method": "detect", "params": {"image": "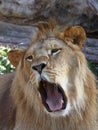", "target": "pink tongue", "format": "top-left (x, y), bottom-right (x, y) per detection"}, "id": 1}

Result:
top-left (46, 86), bottom-right (63, 111)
